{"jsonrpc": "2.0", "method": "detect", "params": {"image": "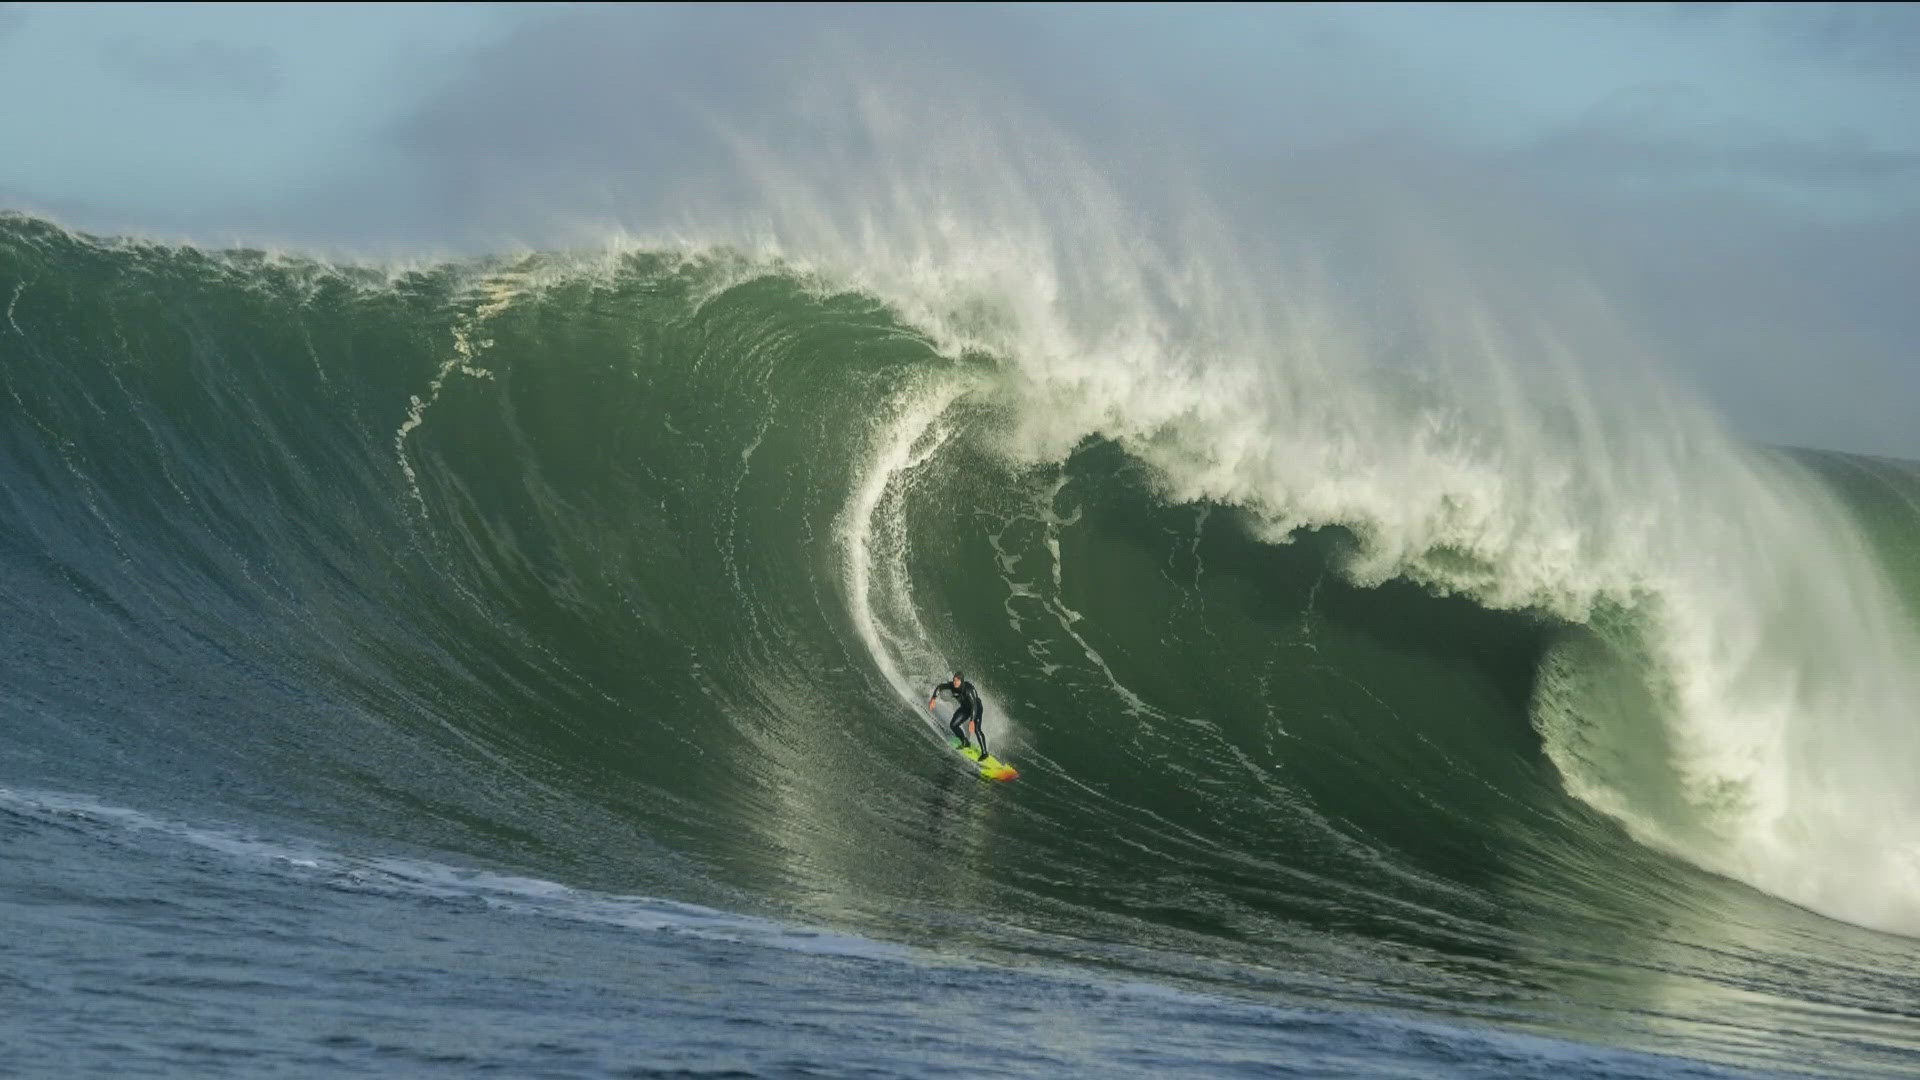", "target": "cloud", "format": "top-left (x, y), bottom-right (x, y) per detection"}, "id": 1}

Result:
top-left (1748, 3), bottom-right (1920, 75)
top-left (1512, 86), bottom-right (1920, 213)
top-left (0, 4), bottom-right (26, 40)
top-left (103, 36), bottom-right (282, 101)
